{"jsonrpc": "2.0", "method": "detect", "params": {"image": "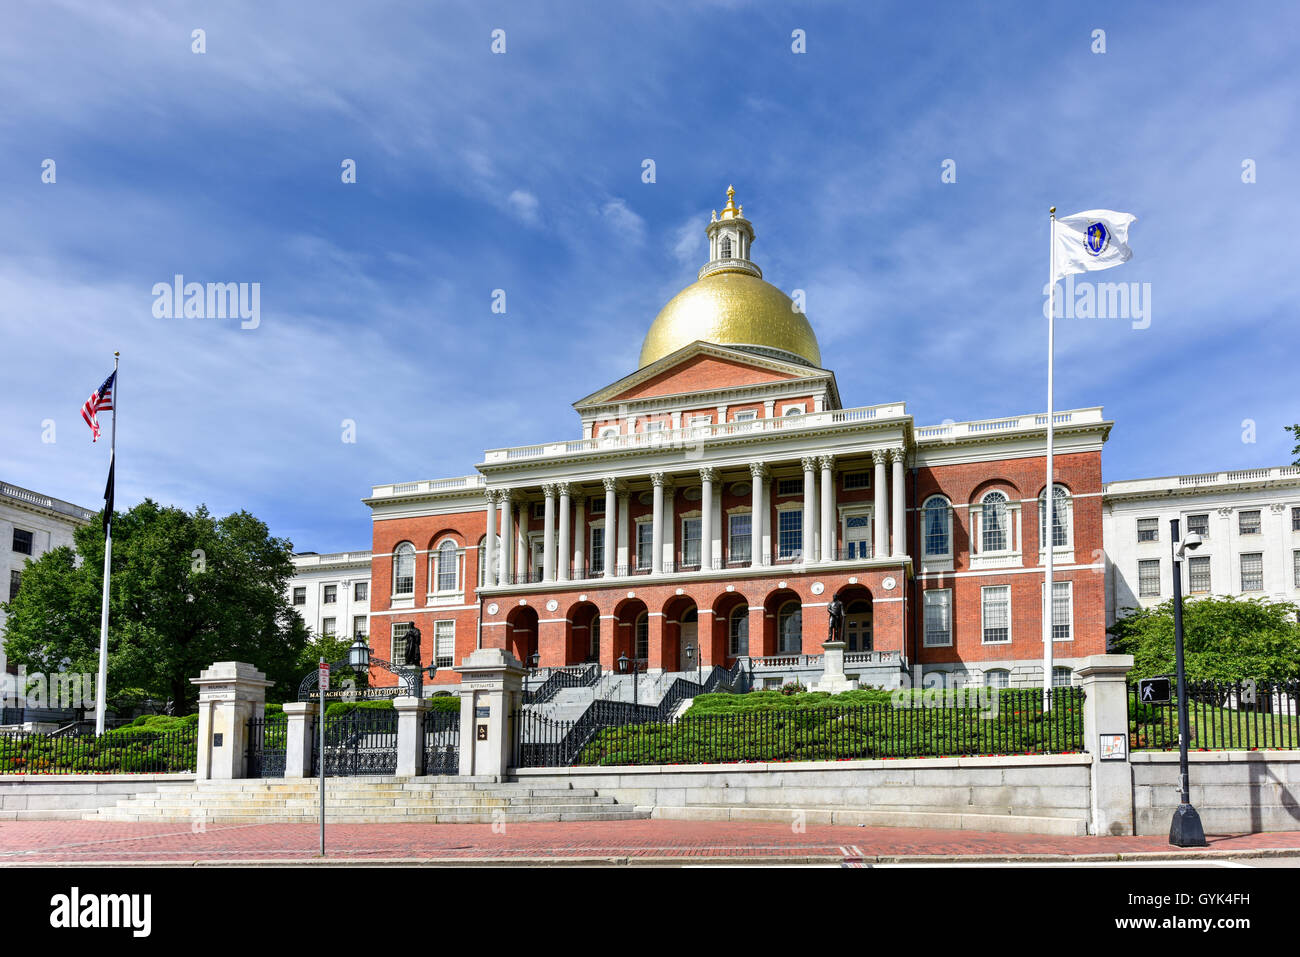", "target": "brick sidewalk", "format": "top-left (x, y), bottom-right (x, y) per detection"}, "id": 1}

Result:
top-left (3, 820), bottom-right (1300, 864)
